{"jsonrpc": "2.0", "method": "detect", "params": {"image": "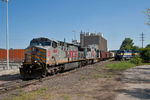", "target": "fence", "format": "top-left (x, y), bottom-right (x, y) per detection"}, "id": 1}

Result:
top-left (0, 49), bottom-right (24, 71)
